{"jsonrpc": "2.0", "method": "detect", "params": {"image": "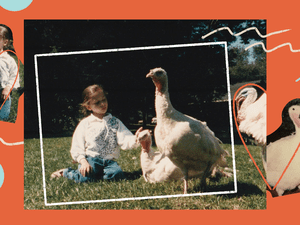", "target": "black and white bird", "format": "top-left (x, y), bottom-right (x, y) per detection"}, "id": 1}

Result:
top-left (267, 98), bottom-right (300, 196)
